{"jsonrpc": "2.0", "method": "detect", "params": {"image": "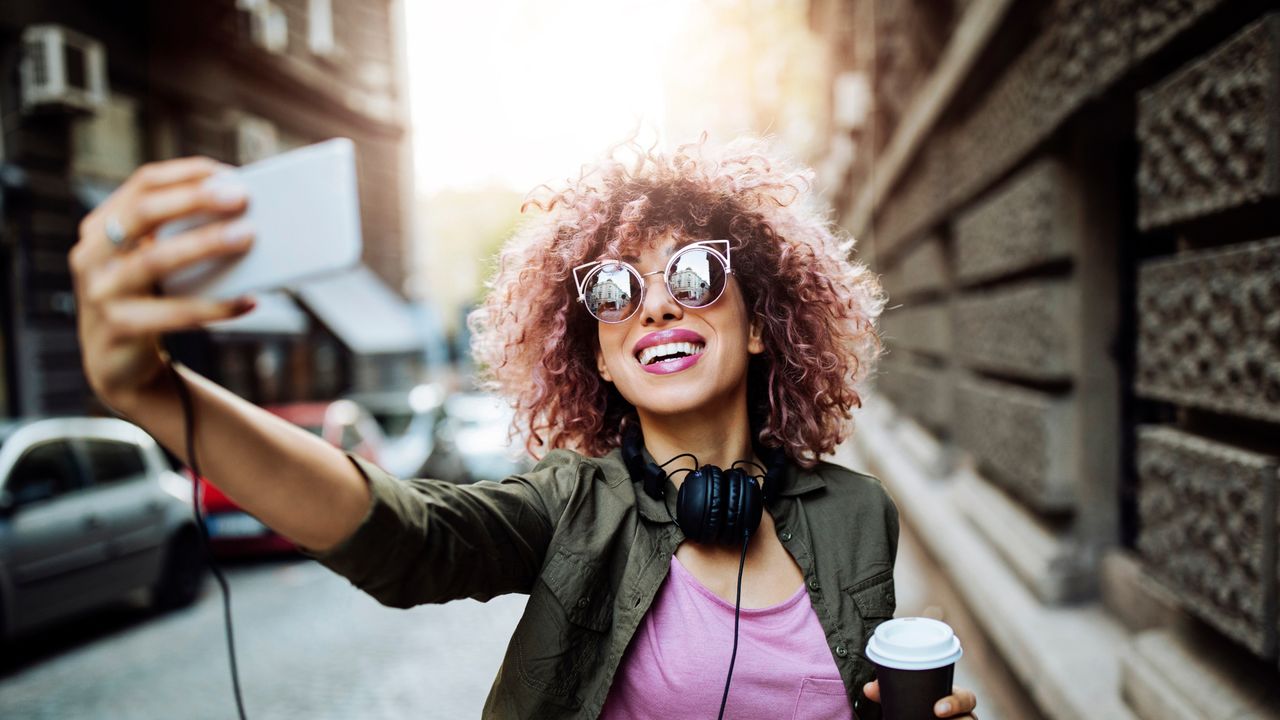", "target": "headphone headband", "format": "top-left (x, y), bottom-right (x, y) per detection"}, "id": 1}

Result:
top-left (620, 424), bottom-right (784, 504)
